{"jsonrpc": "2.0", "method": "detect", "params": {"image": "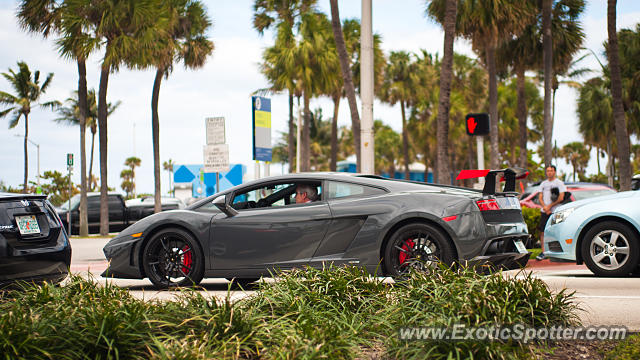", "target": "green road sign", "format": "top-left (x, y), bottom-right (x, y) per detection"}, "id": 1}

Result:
top-left (67, 153), bottom-right (74, 166)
